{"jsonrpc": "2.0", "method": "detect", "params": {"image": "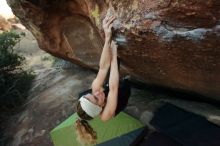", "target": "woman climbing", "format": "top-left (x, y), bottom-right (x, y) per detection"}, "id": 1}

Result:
top-left (75, 14), bottom-right (131, 145)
